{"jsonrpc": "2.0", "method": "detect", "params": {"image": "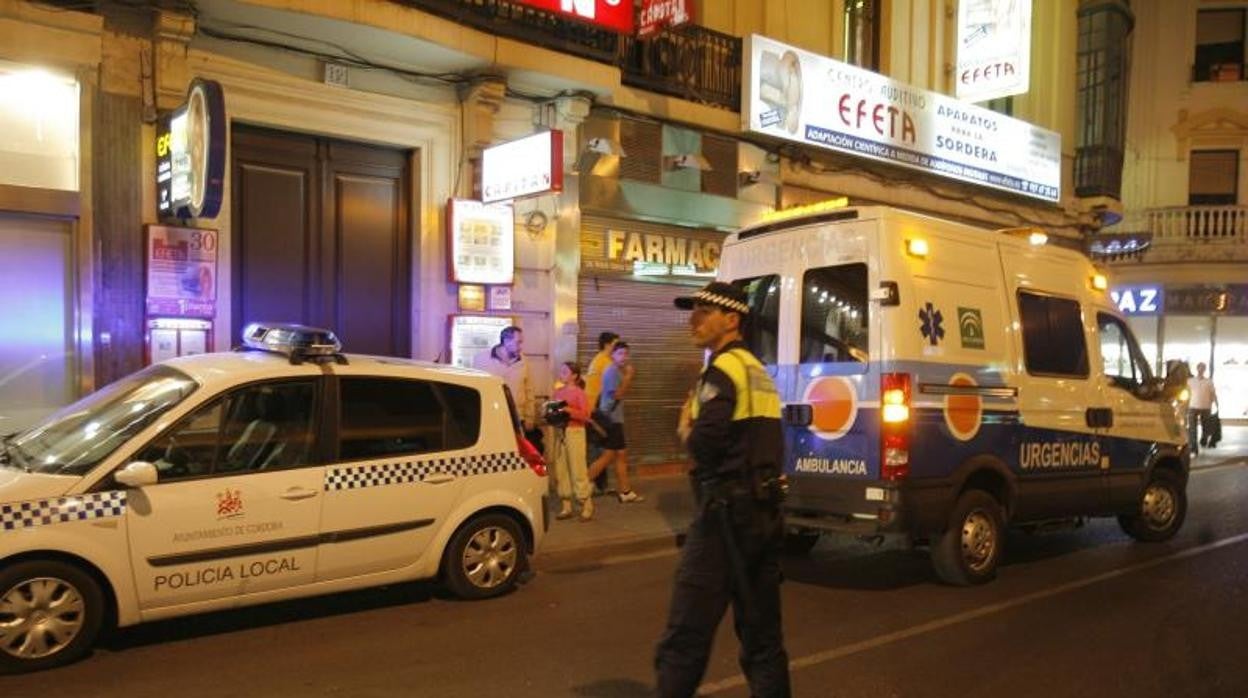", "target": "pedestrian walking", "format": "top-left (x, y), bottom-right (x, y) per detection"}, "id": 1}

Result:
top-left (586, 341), bottom-right (644, 503)
top-left (585, 331), bottom-right (619, 494)
top-left (655, 281), bottom-right (790, 698)
top-left (550, 361), bottom-right (594, 521)
top-left (1187, 361), bottom-right (1219, 456)
top-left (474, 326), bottom-right (537, 444)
